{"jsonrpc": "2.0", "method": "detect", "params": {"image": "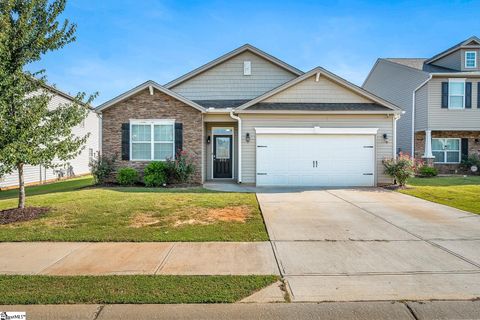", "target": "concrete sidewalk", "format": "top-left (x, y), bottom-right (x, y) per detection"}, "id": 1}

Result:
top-left (0, 242), bottom-right (279, 275)
top-left (2, 301), bottom-right (480, 320)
